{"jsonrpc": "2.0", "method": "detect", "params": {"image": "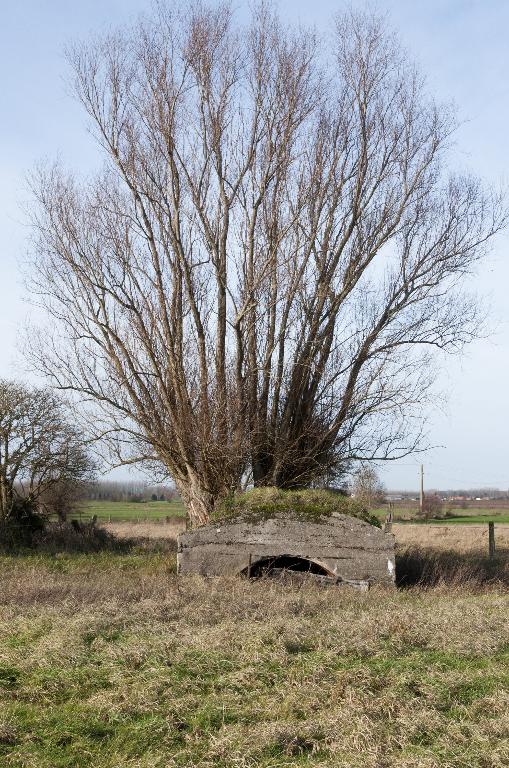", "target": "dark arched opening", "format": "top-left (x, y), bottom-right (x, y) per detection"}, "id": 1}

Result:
top-left (241, 554), bottom-right (335, 579)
